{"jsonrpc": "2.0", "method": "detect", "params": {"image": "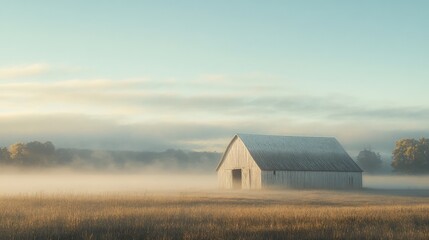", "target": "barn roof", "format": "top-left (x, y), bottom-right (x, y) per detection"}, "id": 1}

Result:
top-left (216, 134), bottom-right (362, 172)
